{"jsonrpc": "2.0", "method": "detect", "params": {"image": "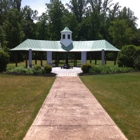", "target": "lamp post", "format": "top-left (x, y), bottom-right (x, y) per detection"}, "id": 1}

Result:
top-left (62, 52), bottom-right (70, 69)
